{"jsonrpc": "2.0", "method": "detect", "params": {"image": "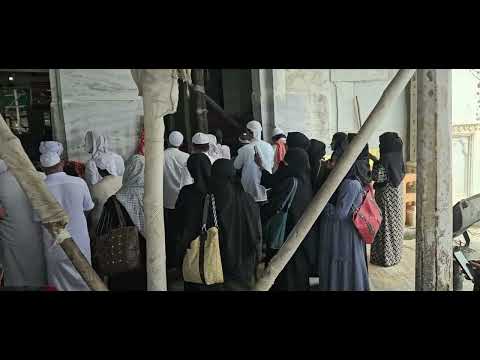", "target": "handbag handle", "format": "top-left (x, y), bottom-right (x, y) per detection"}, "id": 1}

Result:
top-left (210, 194), bottom-right (218, 228)
top-left (113, 197), bottom-right (128, 228)
top-left (279, 178), bottom-right (298, 213)
top-left (201, 193), bottom-right (219, 233)
top-left (201, 194), bottom-right (210, 233)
